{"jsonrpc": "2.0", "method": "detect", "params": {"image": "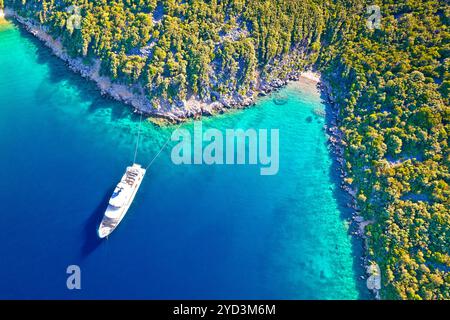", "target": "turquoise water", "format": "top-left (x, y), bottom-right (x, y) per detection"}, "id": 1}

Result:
top-left (0, 22), bottom-right (364, 299)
